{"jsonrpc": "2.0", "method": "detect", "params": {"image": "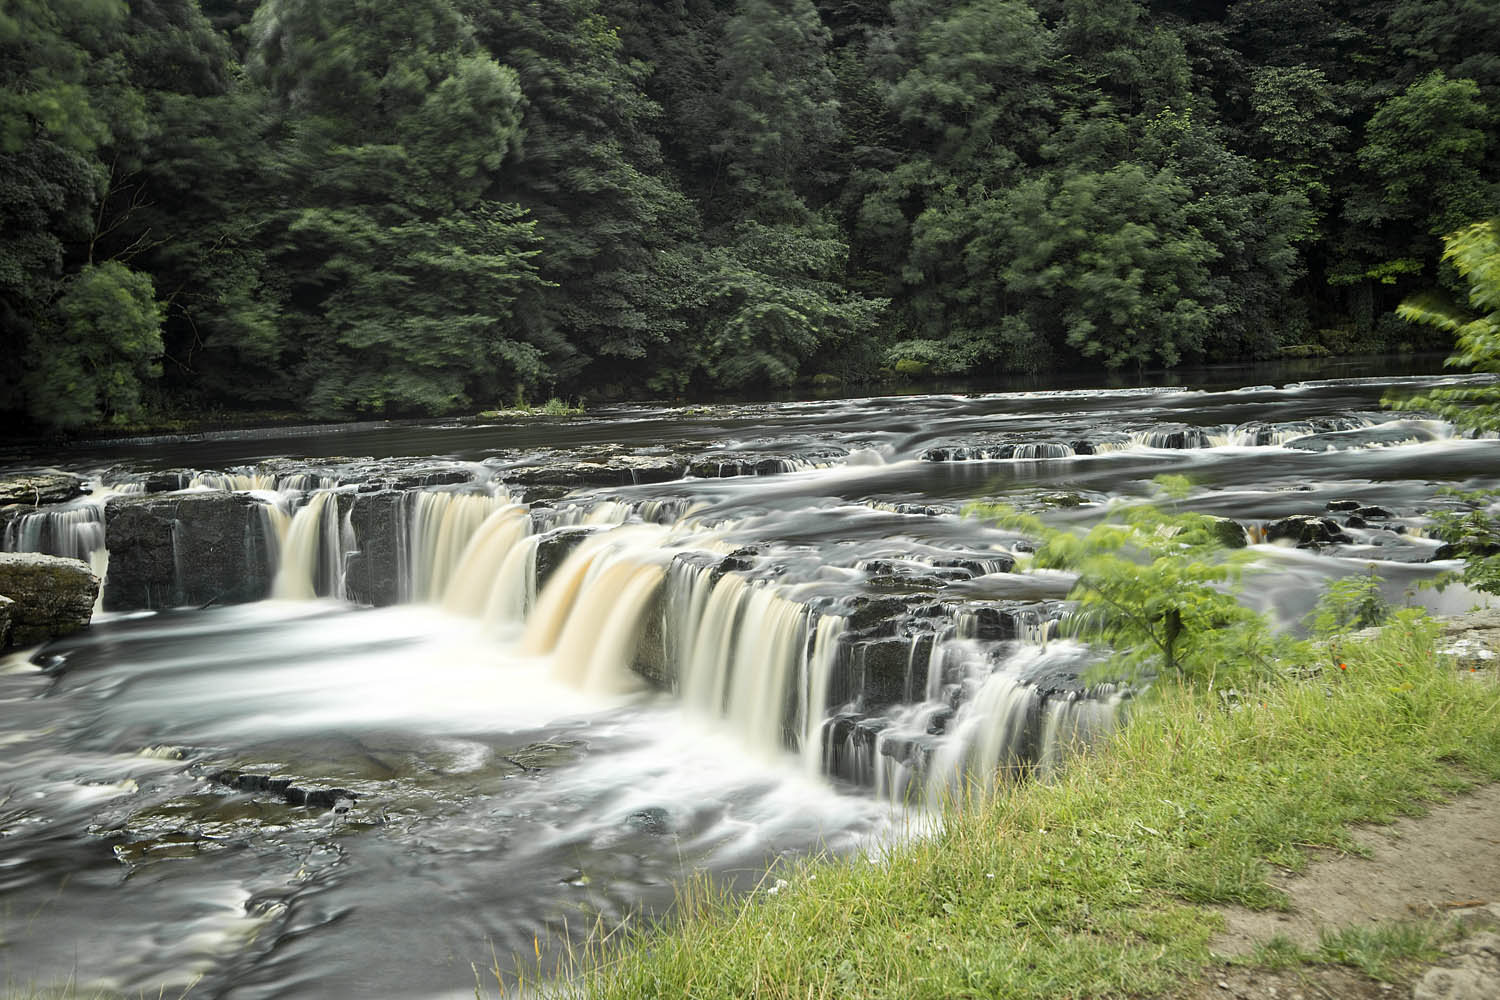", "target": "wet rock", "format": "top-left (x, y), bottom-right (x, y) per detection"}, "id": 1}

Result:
top-left (104, 492), bottom-right (277, 610)
top-left (505, 740), bottom-right (584, 770)
top-left (626, 807), bottom-right (671, 835)
top-left (1325, 499), bottom-right (1362, 512)
top-left (343, 489), bottom-right (406, 606)
top-left (503, 456), bottom-right (686, 491)
top-left (0, 594), bottom-right (10, 645)
top-left (212, 770), bottom-right (356, 811)
top-left (1433, 536), bottom-right (1500, 561)
top-left (633, 594), bottom-right (670, 689)
top-left (1345, 514), bottom-right (1368, 528)
top-left (0, 553), bottom-right (98, 647)
top-left (101, 468), bottom-right (193, 493)
top-left (1036, 491), bottom-right (1088, 508)
top-left (534, 527), bottom-right (594, 589)
top-left (1354, 505), bottom-right (1393, 519)
top-left (867, 572), bottom-right (949, 592)
top-left (1286, 423), bottom-right (1440, 452)
top-left (687, 449), bottom-right (845, 477)
top-left (1263, 514), bottom-right (1351, 547)
top-left (1138, 425), bottom-right (1212, 449)
top-left (0, 472), bottom-right (86, 507)
top-left (844, 596), bottom-right (915, 633)
top-left (1204, 516), bottom-right (1248, 549)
